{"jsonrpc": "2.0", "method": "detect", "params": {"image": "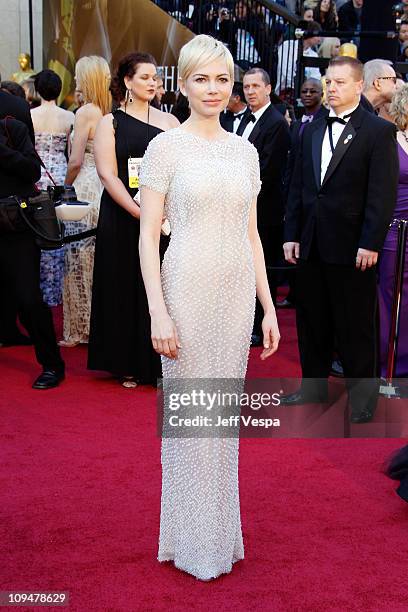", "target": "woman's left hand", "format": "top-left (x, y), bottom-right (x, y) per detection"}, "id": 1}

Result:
top-left (260, 311), bottom-right (280, 360)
